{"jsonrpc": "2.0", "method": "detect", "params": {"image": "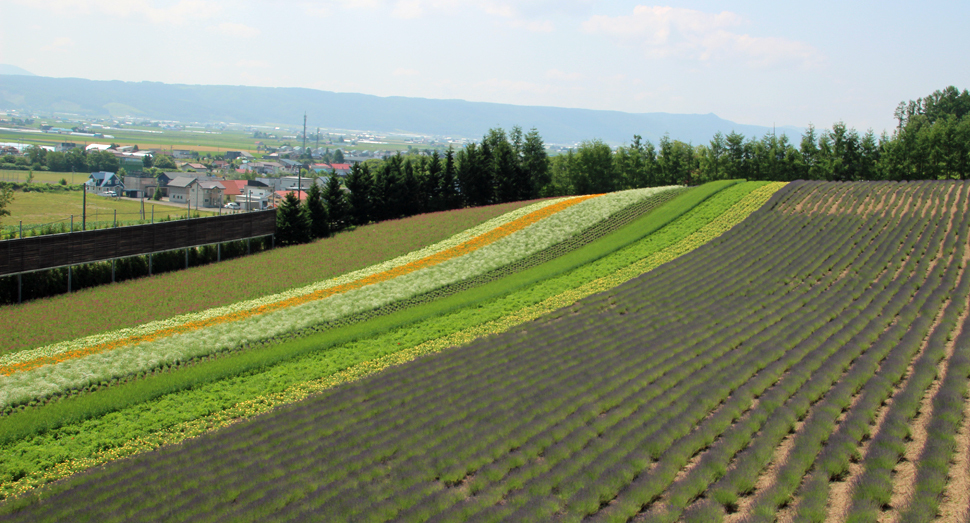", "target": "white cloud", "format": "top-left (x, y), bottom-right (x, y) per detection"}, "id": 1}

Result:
top-left (41, 37), bottom-right (75, 52)
top-left (236, 59), bottom-right (269, 68)
top-left (546, 69), bottom-right (583, 81)
top-left (16, 0), bottom-right (223, 24)
top-left (392, 68), bottom-right (420, 76)
top-left (583, 6), bottom-right (823, 68)
top-left (215, 22), bottom-right (261, 38)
